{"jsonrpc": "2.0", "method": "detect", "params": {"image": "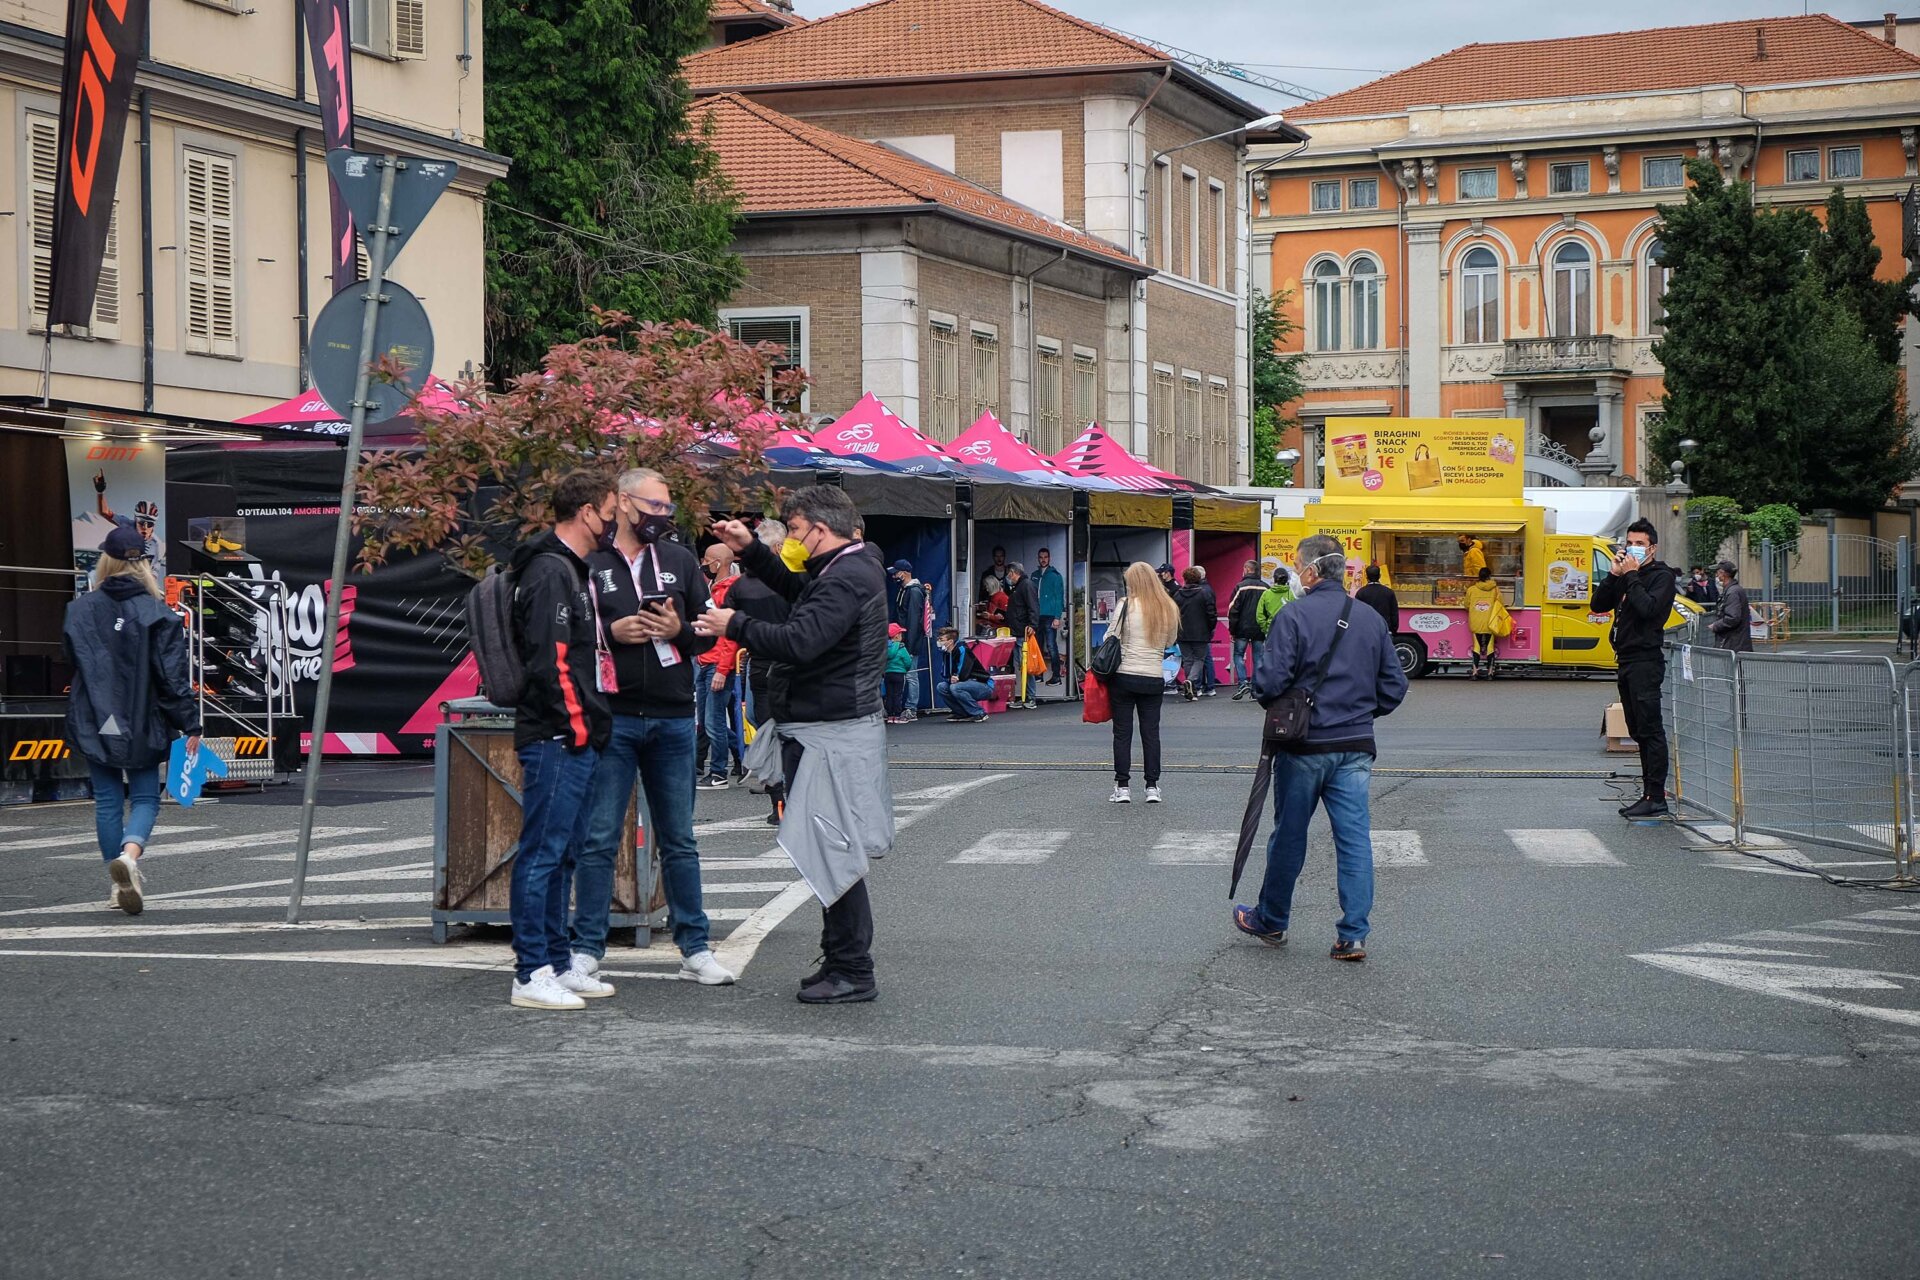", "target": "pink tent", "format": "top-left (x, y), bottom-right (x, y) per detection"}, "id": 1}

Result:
top-left (233, 376), bottom-right (463, 440)
top-left (809, 393), bottom-right (962, 475)
top-left (948, 412), bottom-right (1119, 488)
top-left (1051, 424), bottom-right (1201, 491)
